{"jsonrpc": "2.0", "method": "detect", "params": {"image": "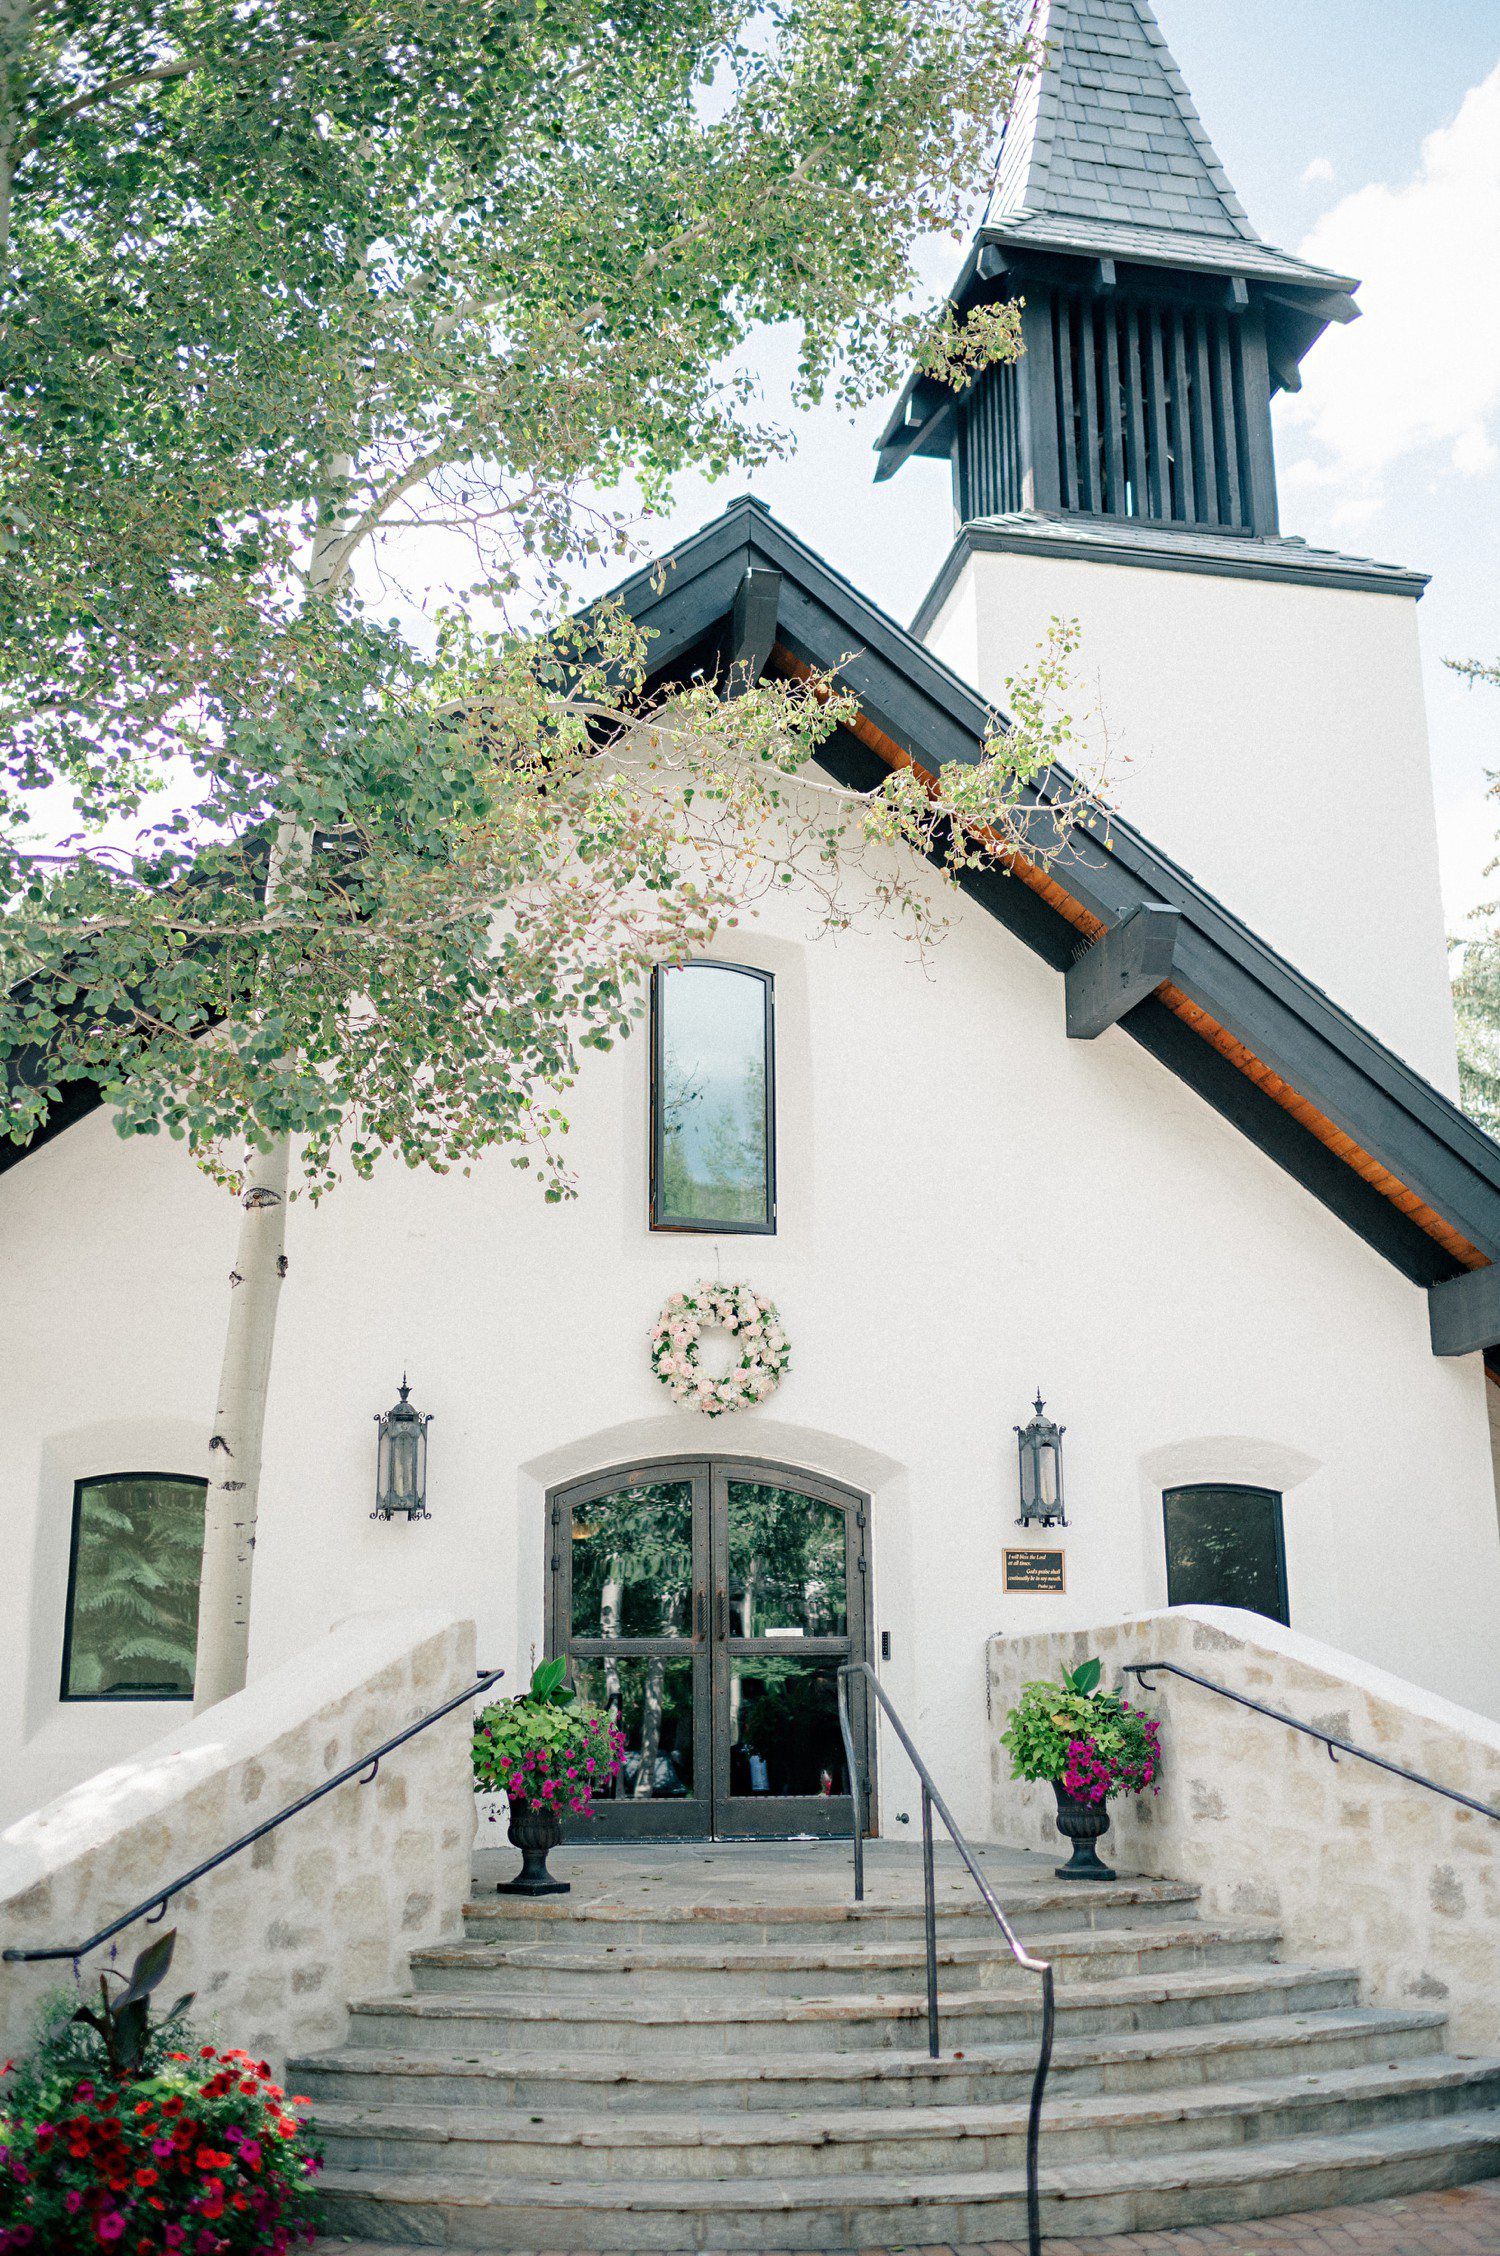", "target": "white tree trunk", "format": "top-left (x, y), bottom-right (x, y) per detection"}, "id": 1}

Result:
top-left (190, 812), bottom-right (315, 1709)
top-left (193, 1134), bottom-right (291, 1711)
top-left (191, 462), bottom-right (349, 1711)
top-left (0, 1), bottom-right (30, 259)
